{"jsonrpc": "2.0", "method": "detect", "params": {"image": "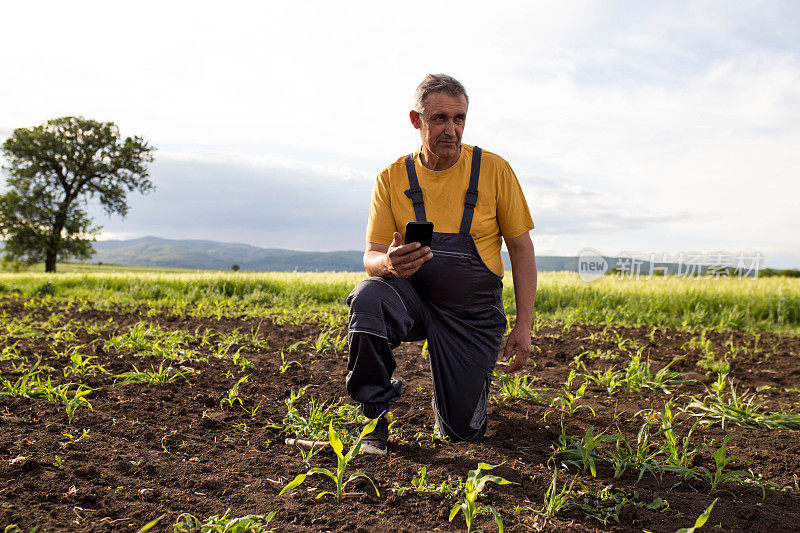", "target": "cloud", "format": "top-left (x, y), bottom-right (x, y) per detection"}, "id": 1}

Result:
top-left (520, 174), bottom-right (693, 235)
top-left (88, 151), bottom-right (374, 251)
